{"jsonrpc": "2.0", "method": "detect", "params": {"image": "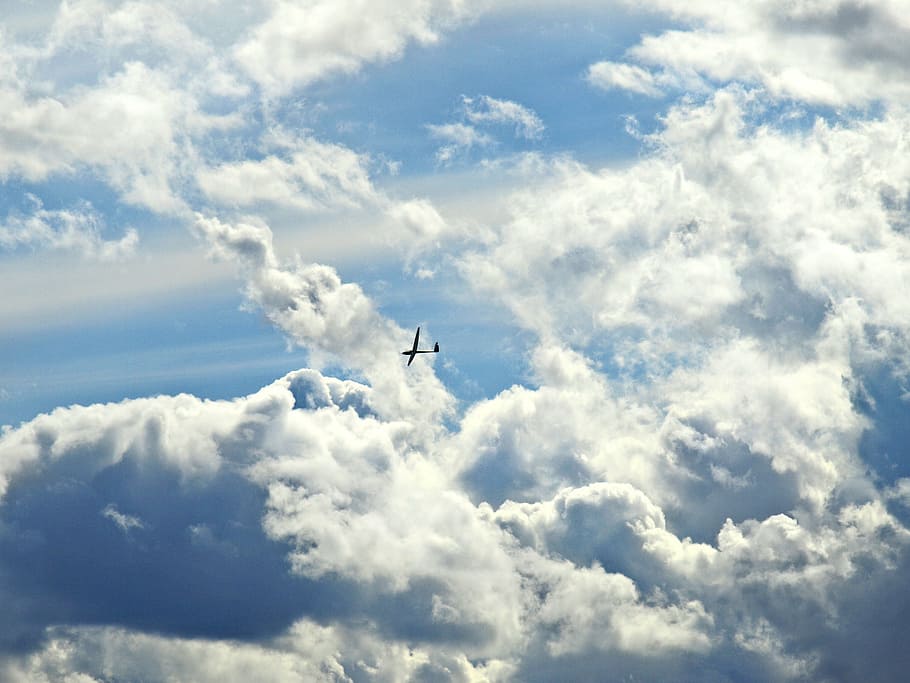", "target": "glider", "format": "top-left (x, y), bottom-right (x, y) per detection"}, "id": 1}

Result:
top-left (402, 326), bottom-right (439, 366)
